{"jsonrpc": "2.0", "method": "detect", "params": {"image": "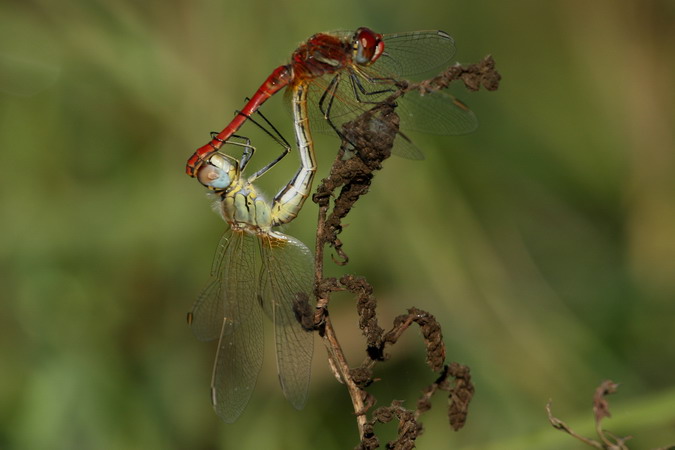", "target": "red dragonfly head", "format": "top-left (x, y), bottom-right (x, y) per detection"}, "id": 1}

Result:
top-left (352, 27), bottom-right (384, 66)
